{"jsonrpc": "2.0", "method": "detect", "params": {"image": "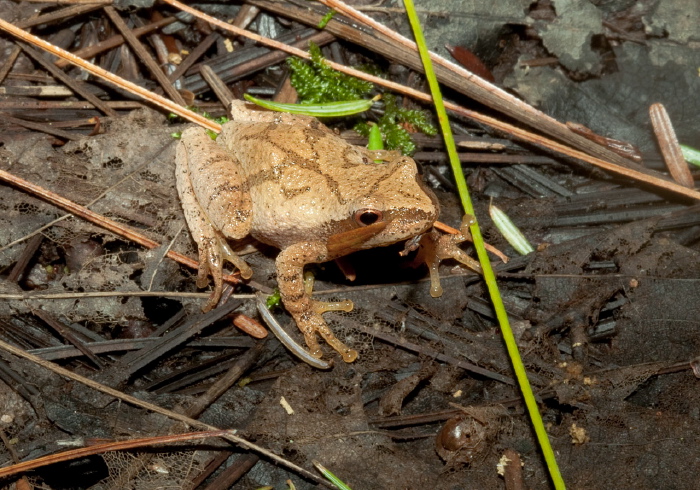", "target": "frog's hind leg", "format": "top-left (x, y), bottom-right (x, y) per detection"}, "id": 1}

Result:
top-left (276, 242), bottom-right (358, 363)
top-left (176, 127), bottom-right (254, 311)
top-left (175, 163), bottom-right (225, 311)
